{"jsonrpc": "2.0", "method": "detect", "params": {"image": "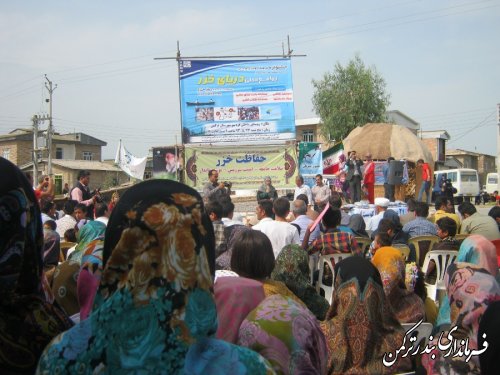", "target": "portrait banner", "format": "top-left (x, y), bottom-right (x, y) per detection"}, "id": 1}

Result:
top-left (152, 147), bottom-right (180, 180)
top-left (184, 145), bottom-right (297, 190)
top-left (178, 59), bottom-right (296, 144)
top-left (299, 142), bottom-right (322, 176)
